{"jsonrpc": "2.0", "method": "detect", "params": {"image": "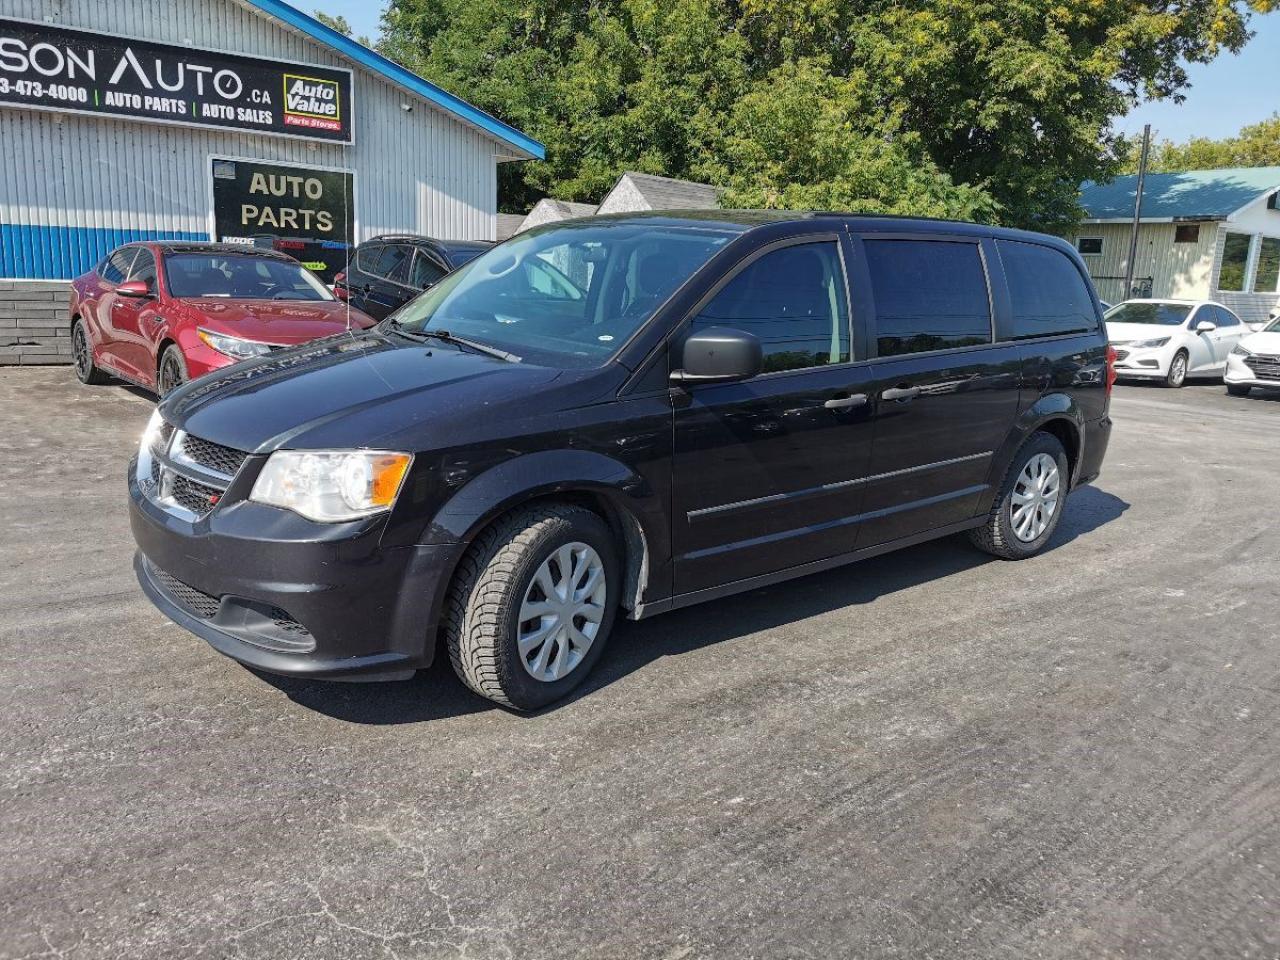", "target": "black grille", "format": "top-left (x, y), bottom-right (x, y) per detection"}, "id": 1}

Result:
top-left (171, 474), bottom-right (223, 516)
top-left (1244, 354), bottom-right (1280, 381)
top-left (152, 567), bottom-right (221, 619)
top-left (178, 434), bottom-right (248, 477)
top-left (269, 608), bottom-right (312, 637)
